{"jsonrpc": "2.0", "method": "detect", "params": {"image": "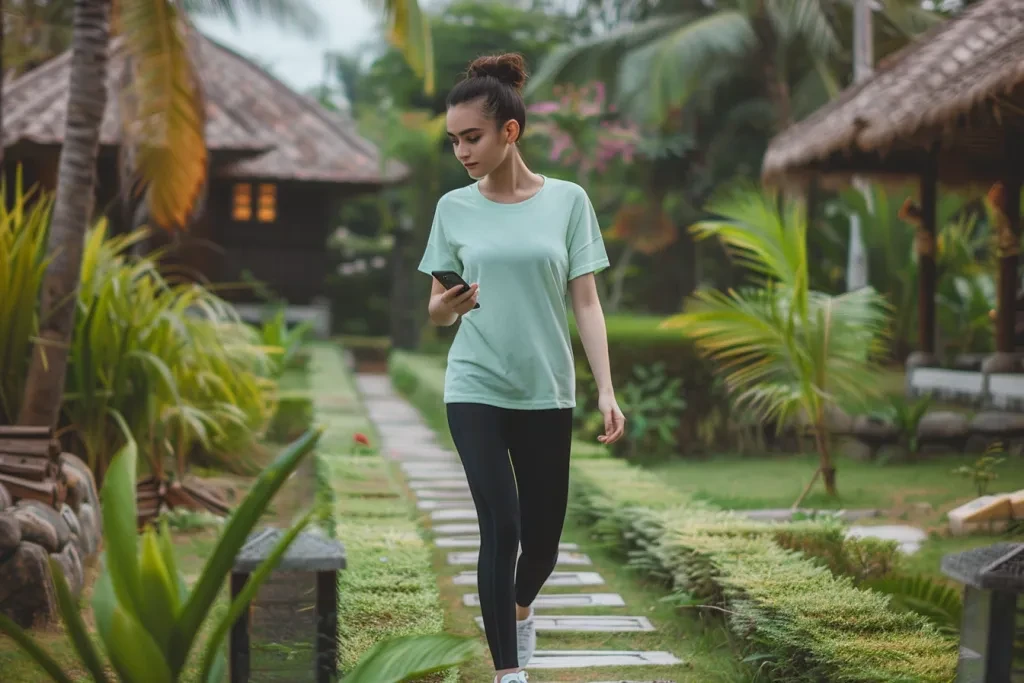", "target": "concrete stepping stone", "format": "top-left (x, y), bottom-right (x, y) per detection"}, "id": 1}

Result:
top-left (407, 470), bottom-right (469, 482)
top-left (529, 650), bottom-right (683, 669)
top-left (476, 615), bottom-right (654, 633)
top-left (432, 523), bottom-right (479, 535)
top-left (408, 479), bottom-right (469, 490)
top-left (400, 461), bottom-right (464, 474)
top-left (846, 524), bottom-right (928, 554)
top-left (418, 499), bottom-right (473, 511)
top-left (453, 571), bottom-right (604, 587)
top-left (435, 537), bottom-right (578, 550)
top-left (448, 550), bottom-right (591, 566)
top-left (389, 449), bottom-right (457, 462)
top-left (412, 489), bottom-right (473, 501)
top-left (463, 592), bottom-right (625, 608)
top-left (431, 508), bottom-right (476, 521)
